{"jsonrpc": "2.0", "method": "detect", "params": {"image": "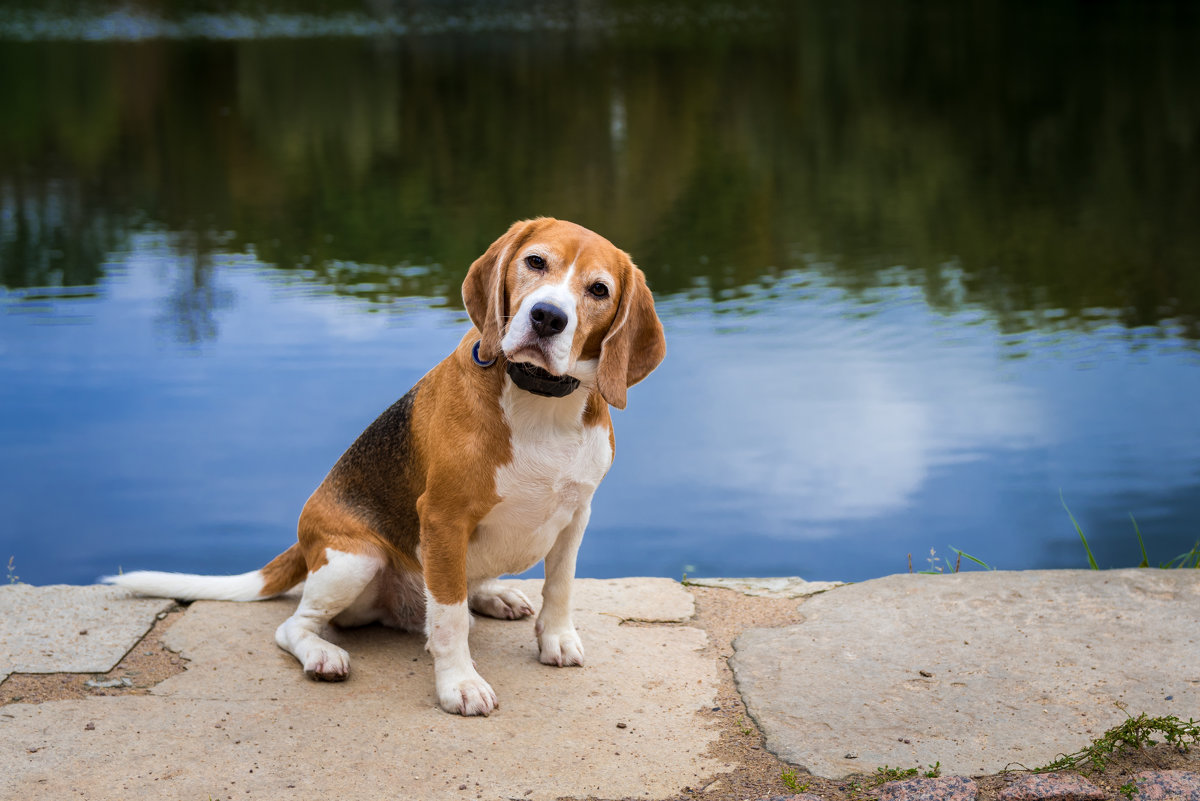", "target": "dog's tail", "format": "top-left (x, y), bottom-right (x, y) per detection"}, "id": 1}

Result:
top-left (101, 544), bottom-right (309, 602)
